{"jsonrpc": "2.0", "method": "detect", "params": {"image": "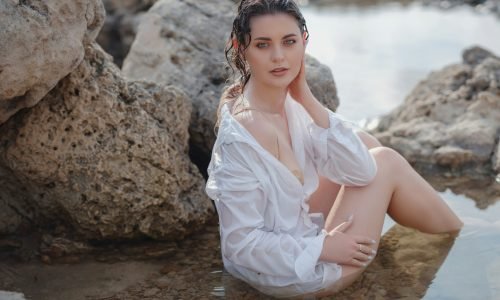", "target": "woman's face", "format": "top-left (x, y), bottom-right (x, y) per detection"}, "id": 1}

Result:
top-left (244, 13), bottom-right (306, 89)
